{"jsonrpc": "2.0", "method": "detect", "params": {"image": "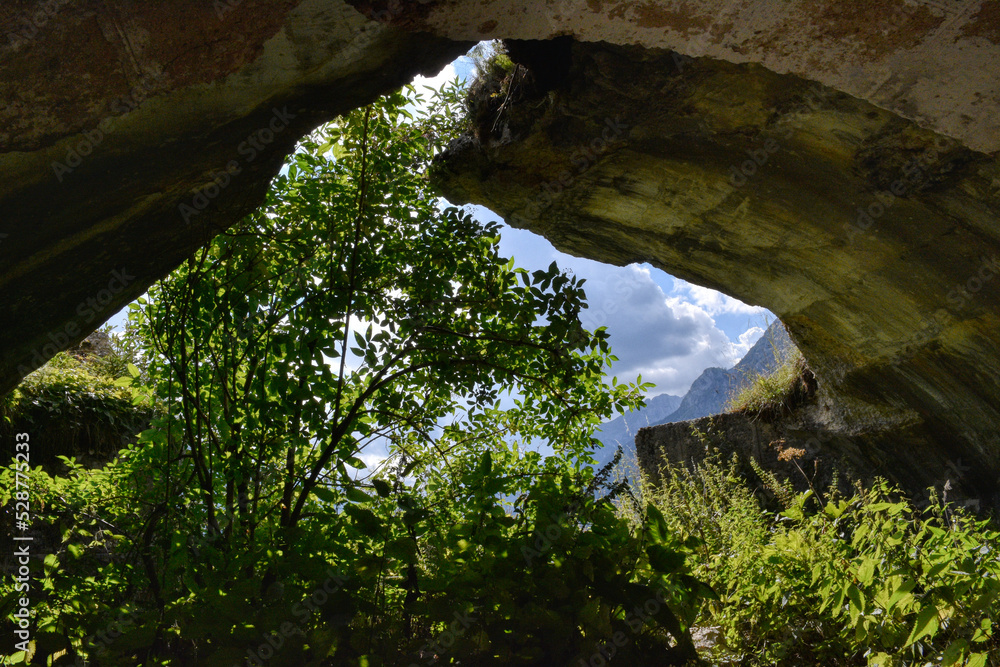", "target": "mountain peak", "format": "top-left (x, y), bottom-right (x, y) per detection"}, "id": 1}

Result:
top-left (592, 321), bottom-right (797, 466)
